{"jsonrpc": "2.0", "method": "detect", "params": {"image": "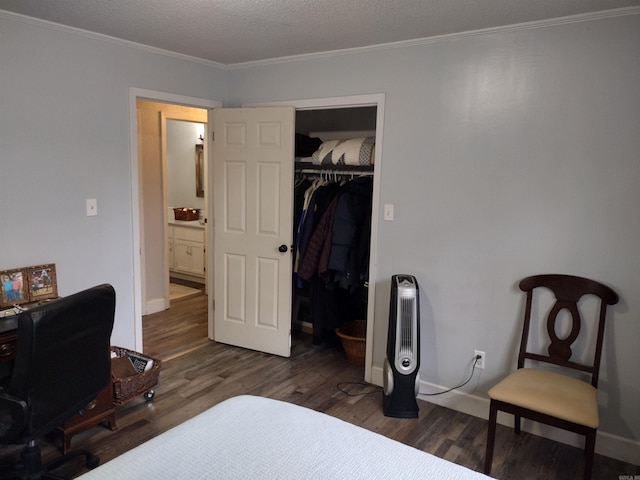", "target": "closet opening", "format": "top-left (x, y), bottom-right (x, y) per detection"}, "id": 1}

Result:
top-left (291, 106), bottom-right (377, 363)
